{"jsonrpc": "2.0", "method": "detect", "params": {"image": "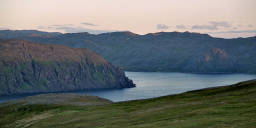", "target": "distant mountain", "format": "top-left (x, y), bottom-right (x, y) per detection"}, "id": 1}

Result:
top-left (1, 30), bottom-right (256, 73)
top-left (0, 30), bottom-right (61, 38)
top-left (0, 39), bottom-right (134, 96)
